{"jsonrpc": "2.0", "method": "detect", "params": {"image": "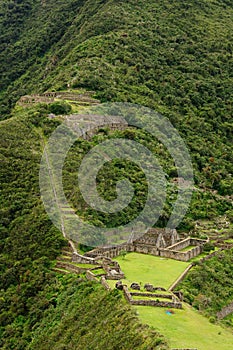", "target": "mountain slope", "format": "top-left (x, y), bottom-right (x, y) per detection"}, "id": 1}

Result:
top-left (0, 0), bottom-right (233, 348)
top-left (1, 0), bottom-right (232, 195)
top-left (0, 108), bottom-right (167, 349)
